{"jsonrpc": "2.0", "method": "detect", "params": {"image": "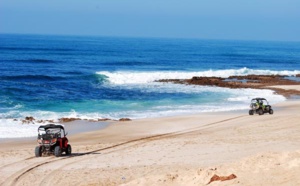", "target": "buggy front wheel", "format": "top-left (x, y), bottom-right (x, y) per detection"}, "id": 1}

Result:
top-left (269, 109), bottom-right (274, 115)
top-left (35, 146), bottom-right (42, 157)
top-left (54, 146), bottom-right (62, 157)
